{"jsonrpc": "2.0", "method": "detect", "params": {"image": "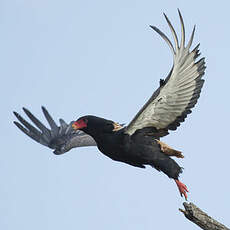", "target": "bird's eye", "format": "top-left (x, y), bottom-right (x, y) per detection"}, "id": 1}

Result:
top-left (83, 118), bottom-right (88, 124)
